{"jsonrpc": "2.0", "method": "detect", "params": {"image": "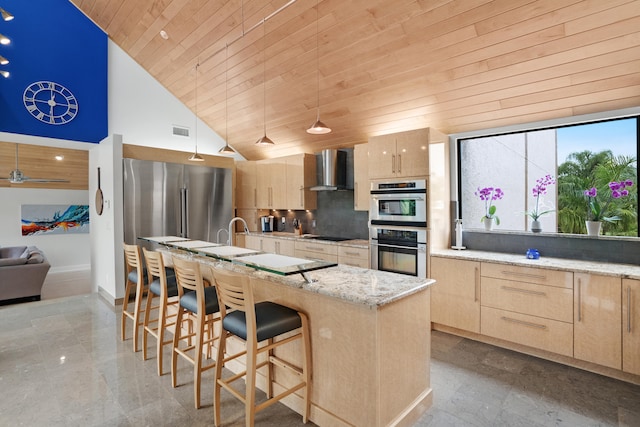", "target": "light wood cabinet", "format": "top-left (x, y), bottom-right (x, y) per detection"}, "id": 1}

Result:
top-left (236, 161), bottom-right (257, 209)
top-left (256, 158), bottom-right (287, 209)
top-left (574, 273), bottom-right (622, 370)
top-left (368, 128), bottom-right (444, 179)
top-left (253, 154), bottom-right (316, 210)
top-left (285, 153), bottom-right (317, 210)
top-left (622, 279), bottom-right (640, 376)
top-left (295, 240), bottom-right (338, 263)
top-left (243, 234), bottom-right (295, 256)
top-left (337, 245), bottom-right (369, 268)
top-left (430, 257), bottom-right (480, 333)
top-left (353, 143), bottom-right (369, 211)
